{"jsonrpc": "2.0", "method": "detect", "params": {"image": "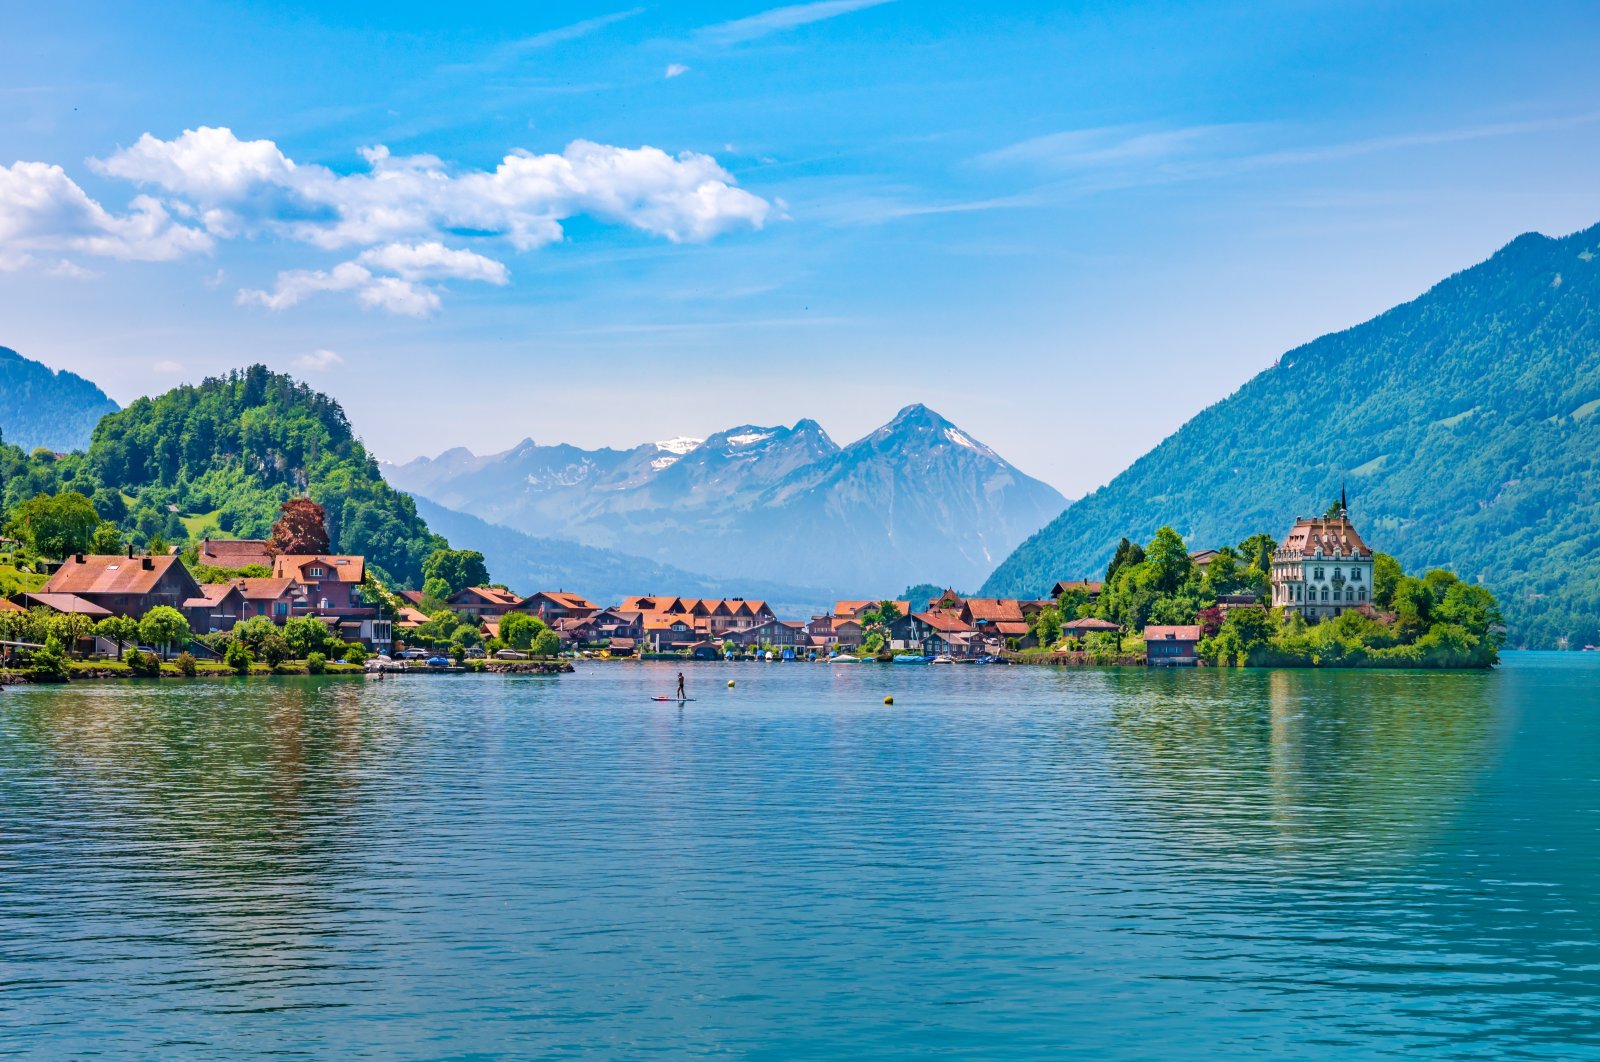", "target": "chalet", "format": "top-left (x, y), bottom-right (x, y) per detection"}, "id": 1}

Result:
top-left (924, 629), bottom-right (978, 658)
top-left (1270, 504), bottom-right (1375, 622)
top-left (1062, 616), bottom-right (1120, 637)
top-left (518, 591), bottom-right (599, 623)
top-left (732, 618), bottom-right (809, 648)
top-left (832, 618), bottom-right (863, 649)
top-left (1189, 549), bottom-right (1221, 575)
top-left (40, 552), bottom-right (202, 620)
top-left (185, 582), bottom-right (245, 633)
top-left (833, 599), bottom-right (911, 621)
top-left (1050, 580), bottom-right (1104, 603)
top-left (272, 555), bottom-right (366, 612)
top-left (888, 610), bottom-right (973, 653)
top-left (447, 586), bottom-right (522, 621)
top-left (235, 578), bottom-right (308, 621)
top-left (622, 595), bottom-right (773, 634)
top-left (806, 615), bottom-right (839, 647)
top-left (581, 608), bottom-right (645, 645)
top-left (197, 538), bottom-right (273, 571)
top-left (958, 598), bottom-right (1030, 646)
top-left (395, 606), bottom-right (430, 631)
top-left (644, 615), bottom-right (700, 652)
top-left (1145, 625), bottom-right (1201, 667)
